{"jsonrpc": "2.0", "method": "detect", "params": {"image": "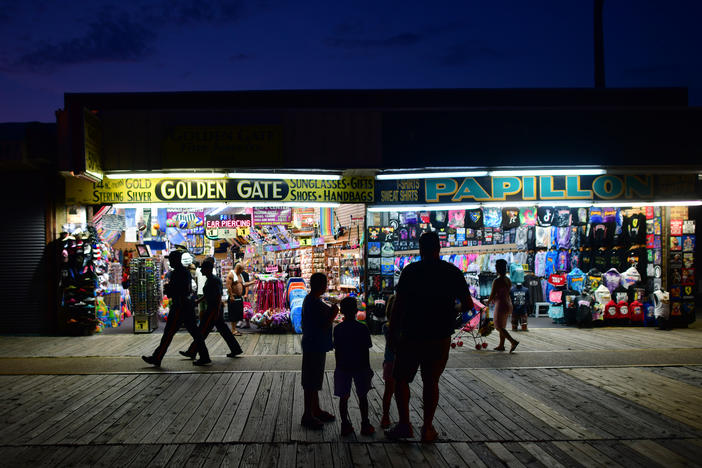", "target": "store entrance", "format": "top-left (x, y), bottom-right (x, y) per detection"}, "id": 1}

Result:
top-left (58, 203), bottom-right (367, 336)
